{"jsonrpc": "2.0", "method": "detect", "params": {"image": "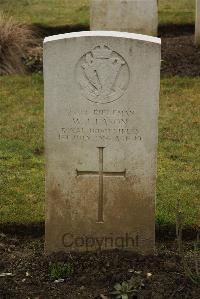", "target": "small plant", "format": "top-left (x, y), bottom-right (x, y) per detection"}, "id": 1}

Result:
top-left (111, 276), bottom-right (144, 299)
top-left (49, 261), bottom-right (74, 280)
